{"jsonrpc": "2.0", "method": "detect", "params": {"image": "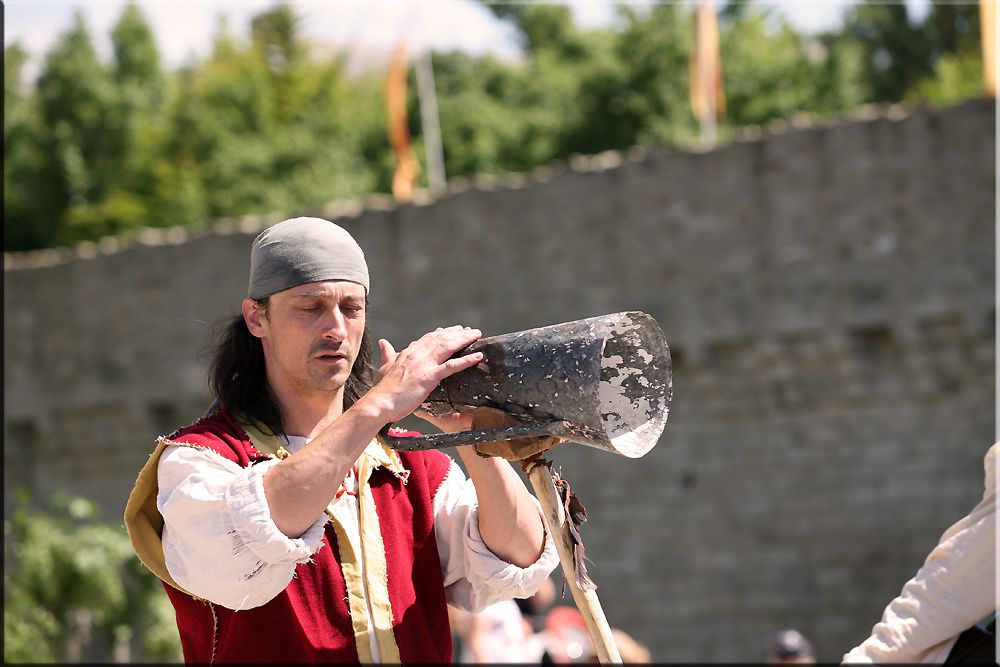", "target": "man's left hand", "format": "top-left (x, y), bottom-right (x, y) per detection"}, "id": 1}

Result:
top-left (414, 408), bottom-right (473, 433)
